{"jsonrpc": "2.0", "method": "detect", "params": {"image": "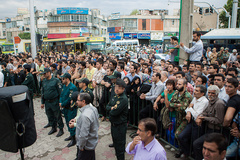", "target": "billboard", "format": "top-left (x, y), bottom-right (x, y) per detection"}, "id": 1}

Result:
top-left (109, 33), bottom-right (121, 40)
top-left (138, 33), bottom-right (151, 39)
top-left (107, 27), bottom-right (122, 33)
top-left (57, 8), bottom-right (89, 15)
top-left (70, 22), bottom-right (87, 26)
top-left (123, 33), bottom-right (137, 39)
top-left (151, 32), bottom-right (164, 40)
